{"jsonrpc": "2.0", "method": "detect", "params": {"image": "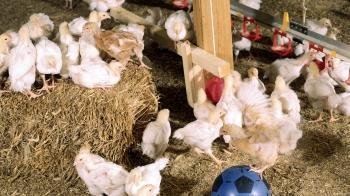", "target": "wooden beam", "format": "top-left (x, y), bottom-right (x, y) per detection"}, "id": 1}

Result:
top-left (193, 0), bottom-right (234, 68)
